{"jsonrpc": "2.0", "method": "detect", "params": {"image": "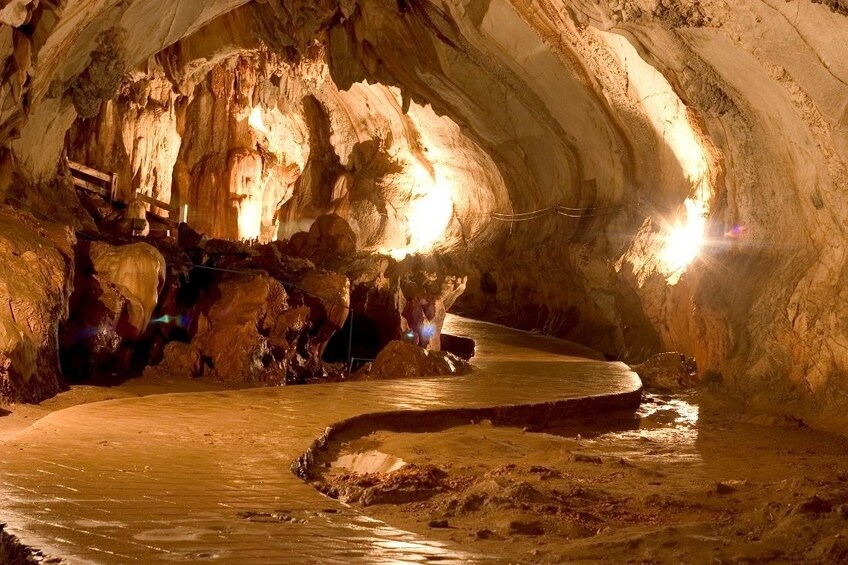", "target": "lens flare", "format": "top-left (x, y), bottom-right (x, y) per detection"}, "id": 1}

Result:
top-left (724, 225), bottom-right (747, 238)
top-left (661, 199), bottom-right (707, 273)
top-left (421, 324), bottom-right (436, 339)
top-left (597, 29), bottom-right (714, 286)
top-left (151, 314), bottom-right (190, 328)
